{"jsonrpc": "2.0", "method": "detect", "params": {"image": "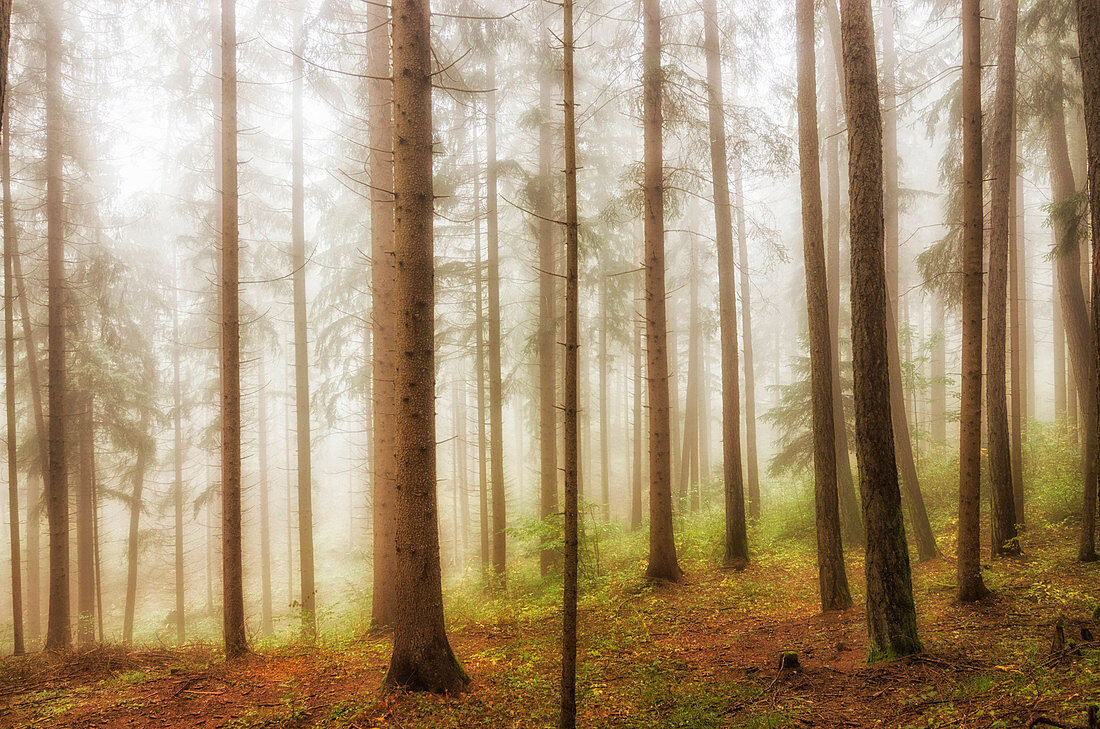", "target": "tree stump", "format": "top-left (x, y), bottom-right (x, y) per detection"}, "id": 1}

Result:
top-left (778, 651), bottom-right (800, 671)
